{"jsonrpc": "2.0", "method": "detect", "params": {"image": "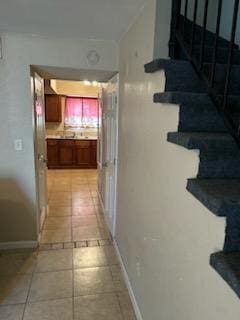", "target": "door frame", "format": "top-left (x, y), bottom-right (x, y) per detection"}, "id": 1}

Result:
top-left (112, 74), bottom-right (119, 237)
top-left (30, 67), bottom-right (48, 238)
top-left (98, 74), bottom-right (119, 237)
